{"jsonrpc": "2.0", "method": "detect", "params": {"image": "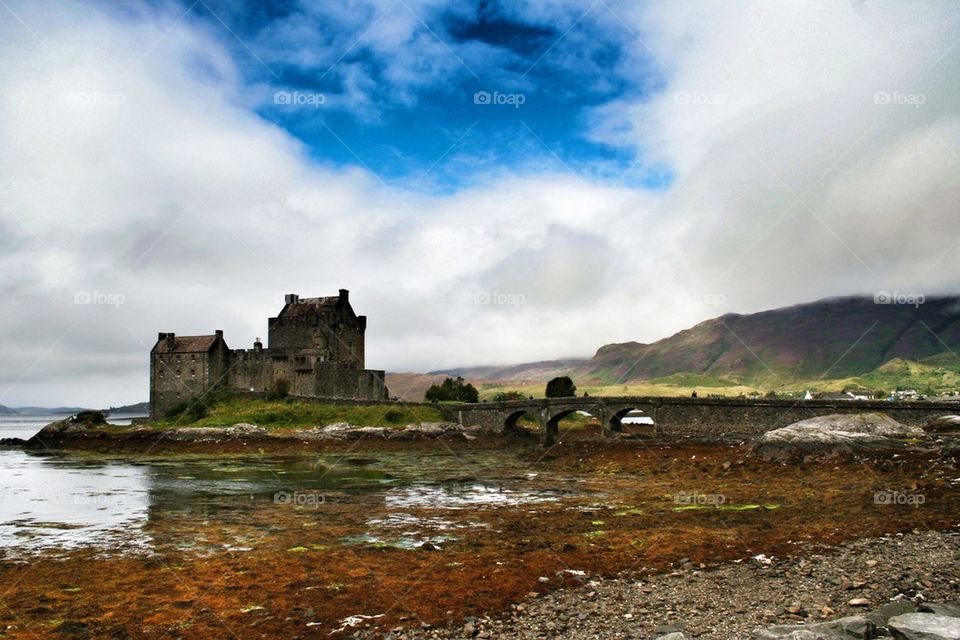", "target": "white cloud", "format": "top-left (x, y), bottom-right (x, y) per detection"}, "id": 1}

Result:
top-left (0, 0), bottom-right (957, 406)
